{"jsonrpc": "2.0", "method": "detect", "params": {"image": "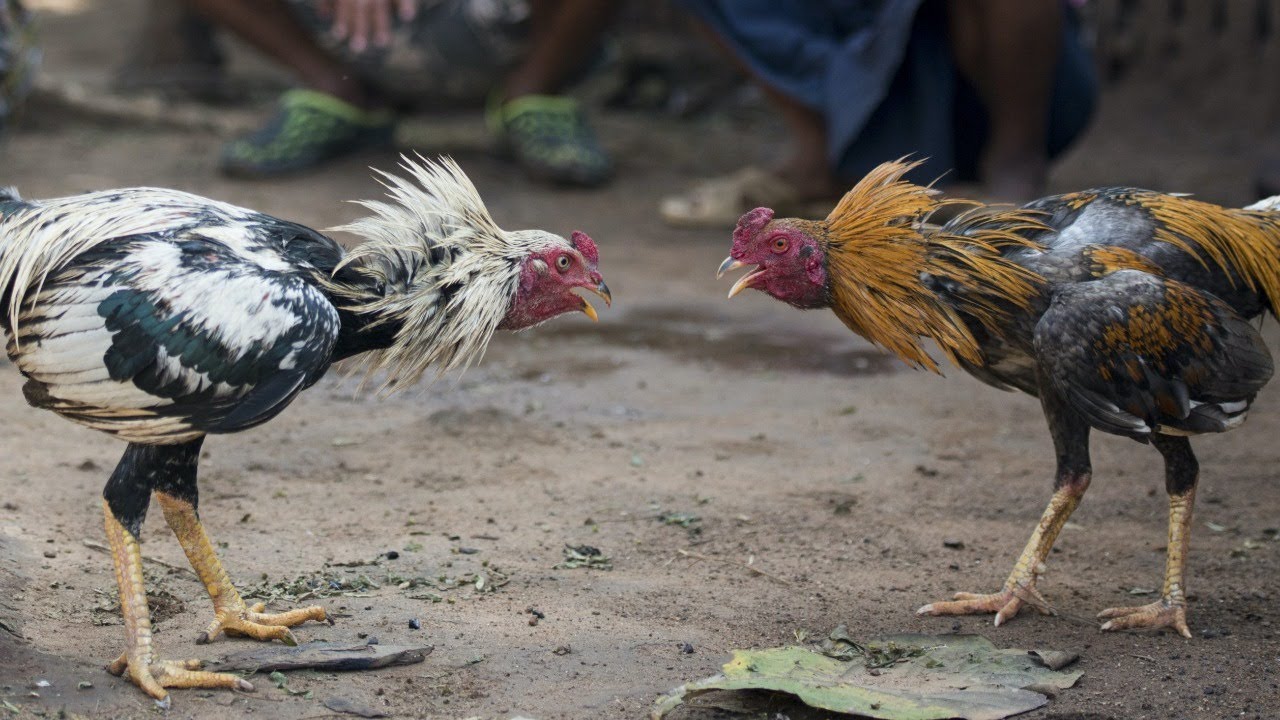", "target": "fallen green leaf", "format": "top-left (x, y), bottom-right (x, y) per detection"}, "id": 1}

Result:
top-left (652, 634), bottom-right (1082, 720)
